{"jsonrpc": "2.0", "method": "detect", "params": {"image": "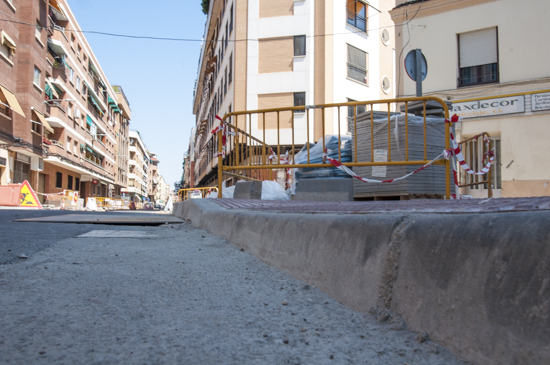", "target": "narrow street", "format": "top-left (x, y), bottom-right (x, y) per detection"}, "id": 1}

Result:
top-left (0, 210), bottom-right (467, 364)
